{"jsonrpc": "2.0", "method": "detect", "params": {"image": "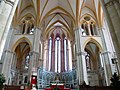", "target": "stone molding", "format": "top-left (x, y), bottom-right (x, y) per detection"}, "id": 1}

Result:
top-left (3, 0), bottom-right (14, 6)
top-left (76, 51), bottom-right (86, 56)
top-left (35, 27), bottom-right (41, 31)
top-left (4, 50), bottom-right (14, 53)
top-left (30, 51), bottom-right (39, 55)
top-left (74, 27), bottom-right (80, 31)
top-left (105, 0), bottom-right (119, 8)
top-left (97, 27), bottom-right (105, 30)
top-left (39, 59), bottom-right (43, 61)
top-left (105, 0), bottom-right (114, 8)
top-left (101, 51), bottom-right (111, 55)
